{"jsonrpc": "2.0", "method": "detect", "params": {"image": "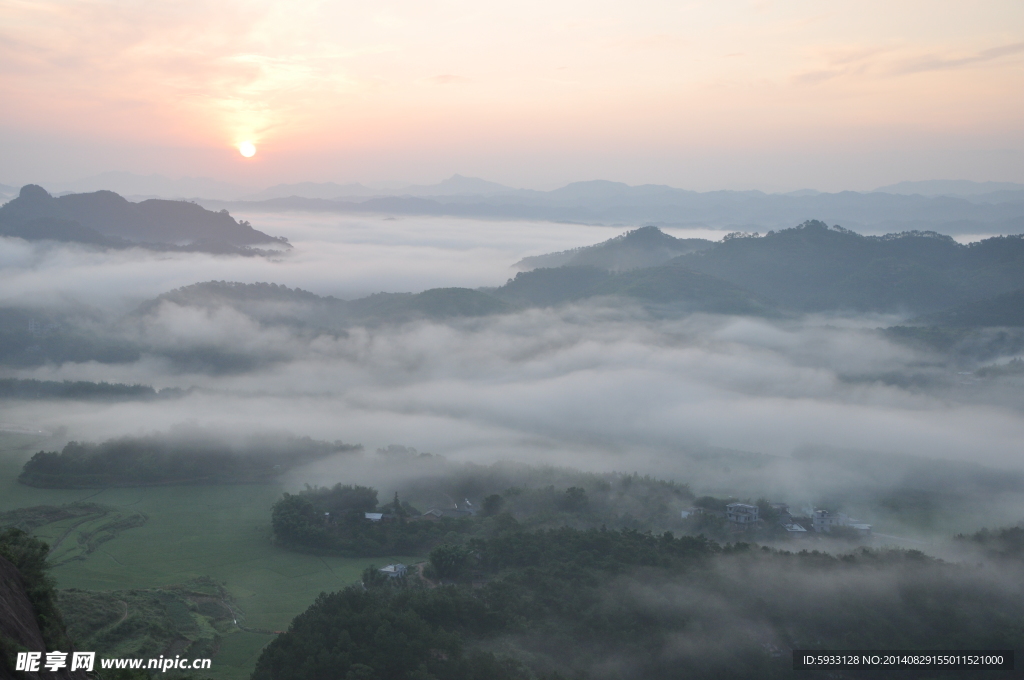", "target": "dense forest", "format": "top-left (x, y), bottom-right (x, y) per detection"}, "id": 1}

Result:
top-left (19, 431), bottom-right (360, 488)
top-left (253, 526), bottom-right (1024, 680)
